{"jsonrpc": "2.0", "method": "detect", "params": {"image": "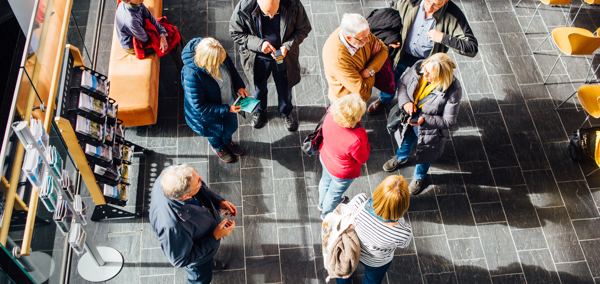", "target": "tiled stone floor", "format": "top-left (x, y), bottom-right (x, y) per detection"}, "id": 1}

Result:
top-left (74, 0), bottom-right (600, 283)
